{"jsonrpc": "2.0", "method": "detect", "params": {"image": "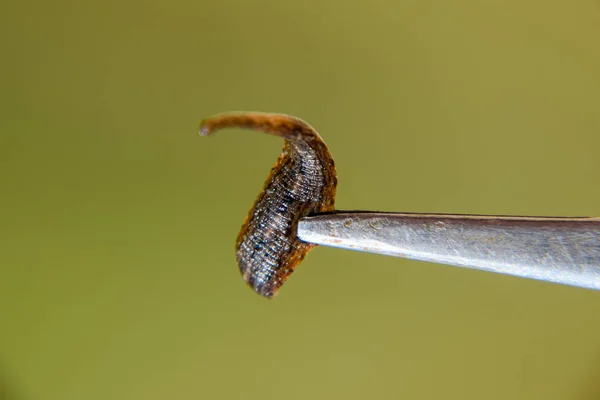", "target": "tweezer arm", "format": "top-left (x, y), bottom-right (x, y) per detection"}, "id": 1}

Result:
top-left (297, 212), bottom-right (600, 290)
